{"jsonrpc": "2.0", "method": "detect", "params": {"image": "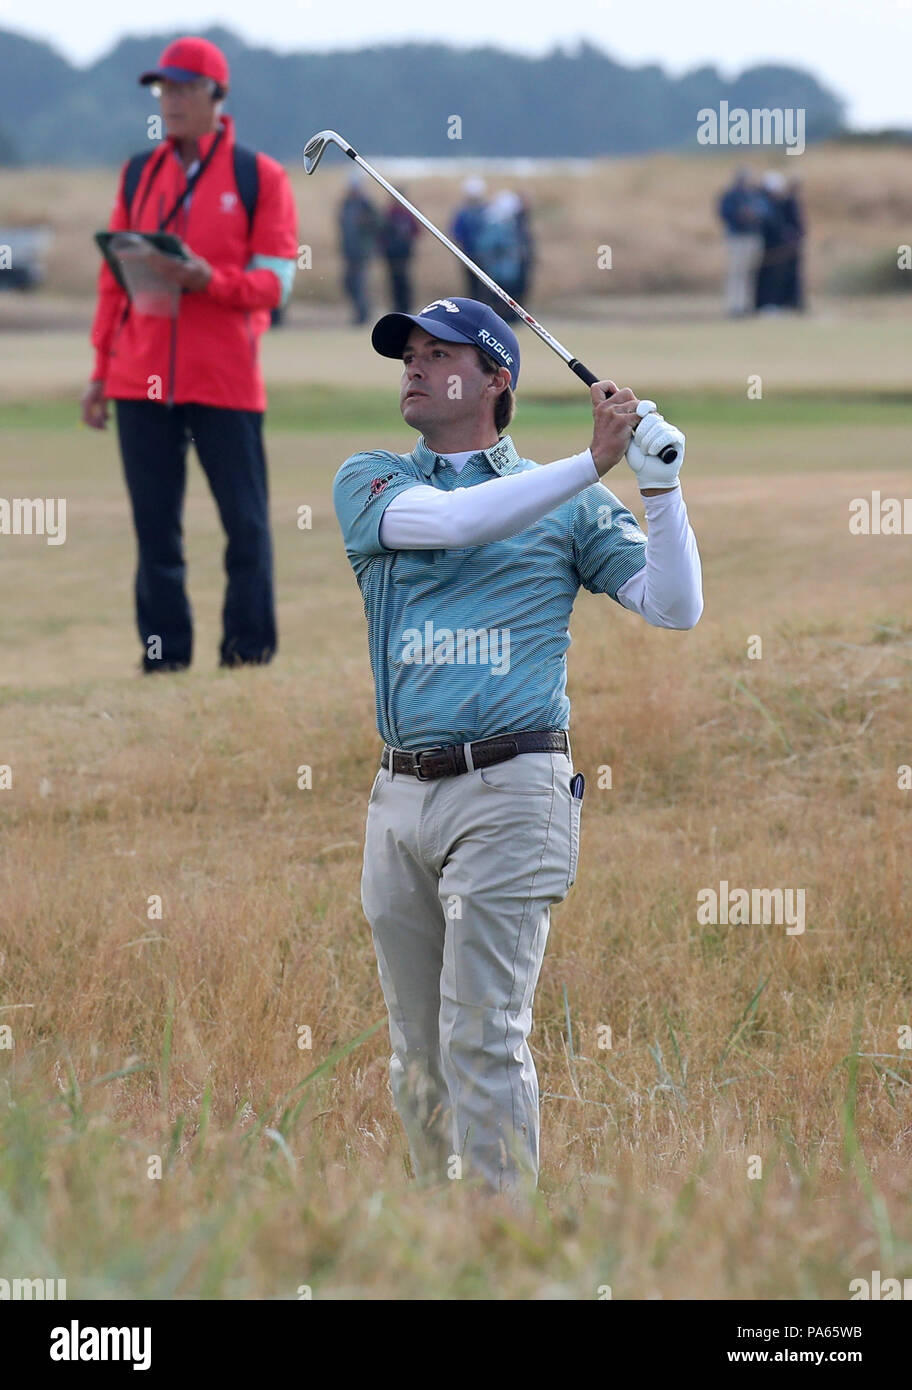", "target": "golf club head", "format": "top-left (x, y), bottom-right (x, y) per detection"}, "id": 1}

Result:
top-left (303, 130), bottom-right (345, 175)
